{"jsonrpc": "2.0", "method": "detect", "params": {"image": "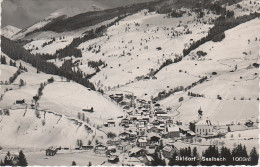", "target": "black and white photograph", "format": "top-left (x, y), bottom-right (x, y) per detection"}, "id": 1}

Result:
top-left (0, 0), bottom-right (259, 166)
